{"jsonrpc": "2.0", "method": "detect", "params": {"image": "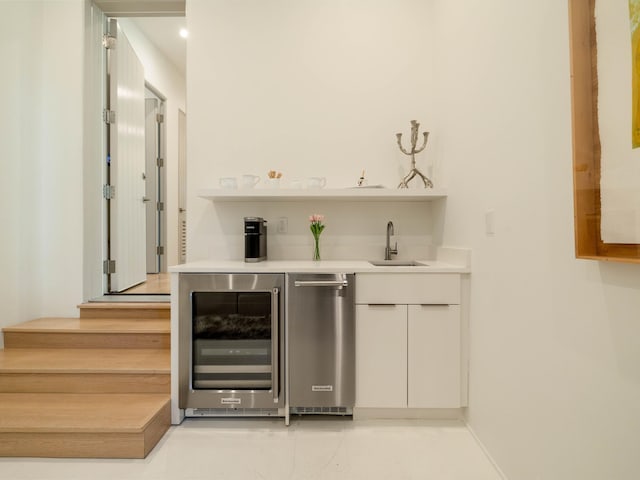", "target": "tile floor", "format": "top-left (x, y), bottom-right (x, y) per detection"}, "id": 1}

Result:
top-left (0, 417), bottom-right (503, 480)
